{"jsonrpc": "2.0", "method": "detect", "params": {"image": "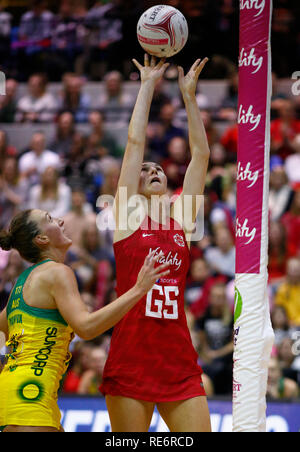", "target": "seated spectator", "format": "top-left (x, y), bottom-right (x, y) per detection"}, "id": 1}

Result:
top-left (78, 346), bottom-right (107, 395)
top-left (0, 6), bottom-right (12, 73)
top-left (16, 73), bottom-right (58, 123)
top-left (0, 157), bottom-right (27, 230)
top-left (0, 130), bottom-right (17, 168)
top-left (161, 136), bottom-right (190, 190)
top-left (271, 98), bottom-right (300, 161)
top-left (275, 257), bottom-right (300, 327)
top-left (18, 0), bottom-right (55, 45)
top-left (97, 71), bottom-right (134, 123)
top-left (268, 221), bottom-right (288, 286)
top-left (49, 111), bottom-right (76, 157)
top-left (220, 123), bottom-right (238, 159)
top-left (149, 78), bottom-right (172, 122)
top-left (267, 356), bottom-right (299, 399)
top-left (27, 166), bottom-right (71, 218)
top-left (0, 250), bottom-right (26, 312)
top-left (62, 341), bottom-right (94, 394)
top-left (62, 132), bottom-right (89, 185)
top-left (67, 222), bottom-right (113, 295)
top-left (196, 282), bottom-right (234, 395)
top-left (218, 70), bottom-right (238, 121)
top-left (147, 103), bottom-right (185, 159)
top-left (18, 131), bottom-right (60, 186)
top-left (87, 111), bottom-right (123, 158)
top-left (285, 134), bottom-right (300, 183)
top-left (277, 337), bottom-right (300, 386)
top-left (271, 305), bottom-right (294, 347)
top-left (204, 226), bottom-right (235, 279)
top-left (63, 185), bottom-right (96, 249)
top-left (58, 73), bottom-right (91, 123)
top-left (51, 0), bottom-right (85, 77)
top-left (269, 160), bottom-right (292, 222)
top-left (185, 258), bottom-right (211, 308)
top-left (84, 1), bottom-right (123, 79)
top-left (0, 79), bottom-right (18, 123)
top-left (281, 188), bottom-right (300, 257)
